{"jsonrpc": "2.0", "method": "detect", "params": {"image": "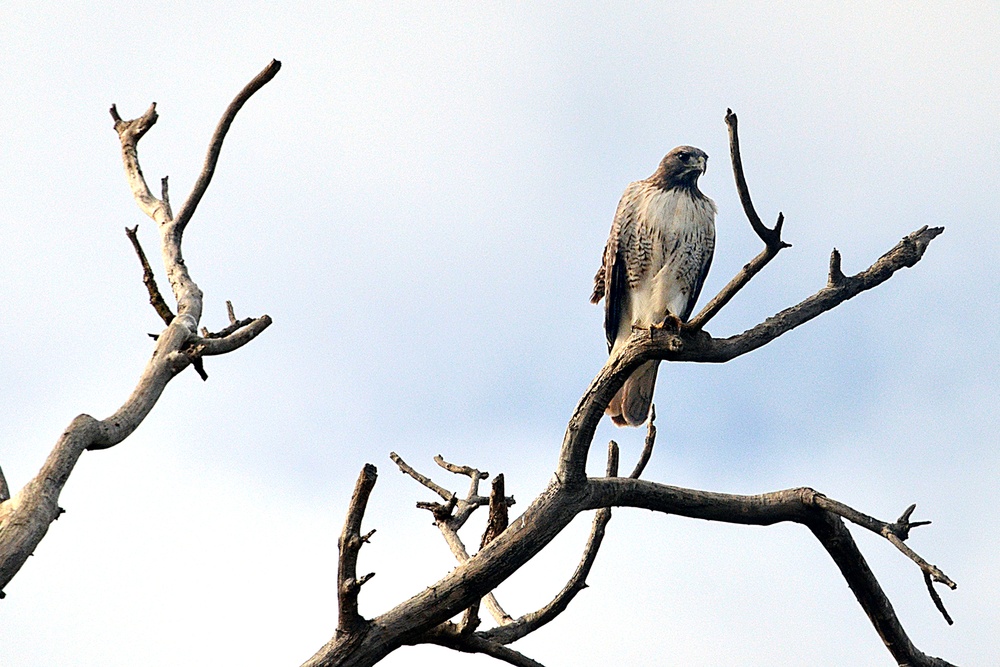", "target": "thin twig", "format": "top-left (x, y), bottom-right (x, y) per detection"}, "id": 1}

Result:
top-left (125, 226), bottom-right (175, 326)
top-left (202, 316), bottom-right (257, 339)
top-left (628, 405), bottom-right (657, 479)
top-left (924, 571), bottom-right (954, 625)
top-left (688, 244), bottom-right (781, 330)
top-left (390, 452), bottom-right (454, 502)
top-left (338, 464), bottom-right (378, 633)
